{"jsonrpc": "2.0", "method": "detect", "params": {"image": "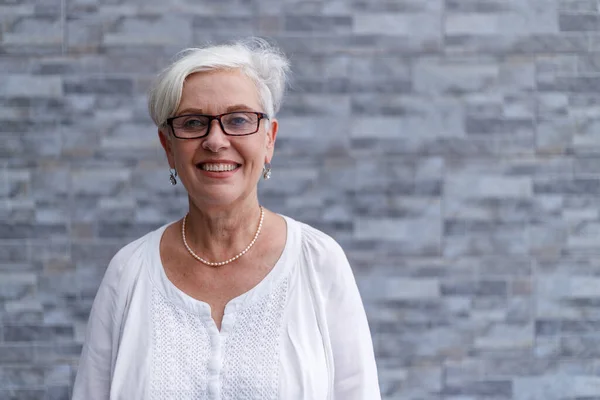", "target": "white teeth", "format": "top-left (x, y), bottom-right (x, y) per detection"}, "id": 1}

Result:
top-left (200, 163), bottom-right (238, 172)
